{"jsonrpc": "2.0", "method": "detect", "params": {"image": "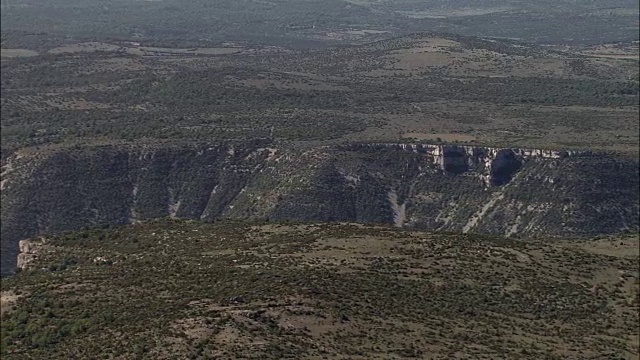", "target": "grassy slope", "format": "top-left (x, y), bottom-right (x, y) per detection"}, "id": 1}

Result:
top-left (1, 219), bottom-right (638, 359)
